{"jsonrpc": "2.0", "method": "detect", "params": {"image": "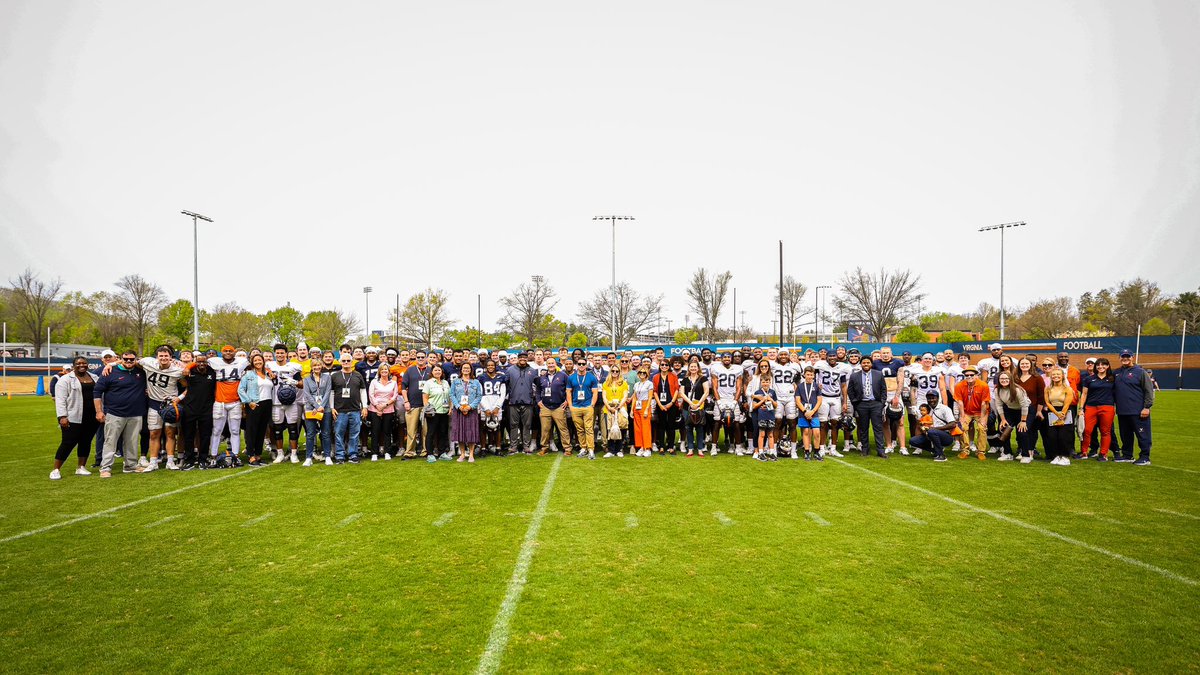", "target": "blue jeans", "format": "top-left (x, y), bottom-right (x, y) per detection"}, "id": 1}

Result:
top-left (333, 411), bottom-right (361, 461)
top-left (305, 415), bottom-right (332, 459)
top-left (684, 418), bottom-right (706, 451)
